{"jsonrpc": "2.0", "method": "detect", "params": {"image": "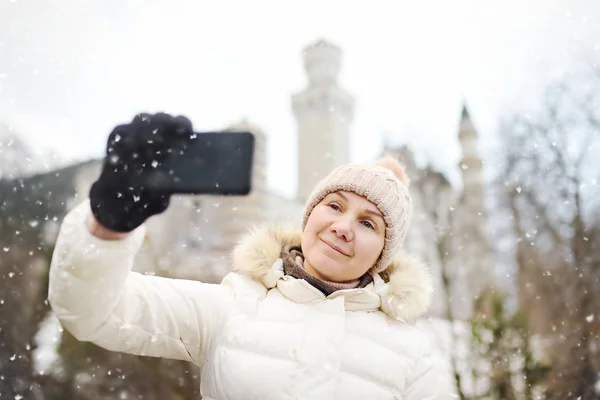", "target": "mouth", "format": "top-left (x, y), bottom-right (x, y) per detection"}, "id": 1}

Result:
top-left (321, 239), bottom-right (350, 257)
